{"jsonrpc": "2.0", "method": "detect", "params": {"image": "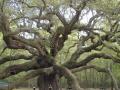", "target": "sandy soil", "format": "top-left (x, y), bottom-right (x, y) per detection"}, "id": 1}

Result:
top-left (13, 88), bottom-right (113, 90)
top-left (13, 88), bottom-right (38, 90)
